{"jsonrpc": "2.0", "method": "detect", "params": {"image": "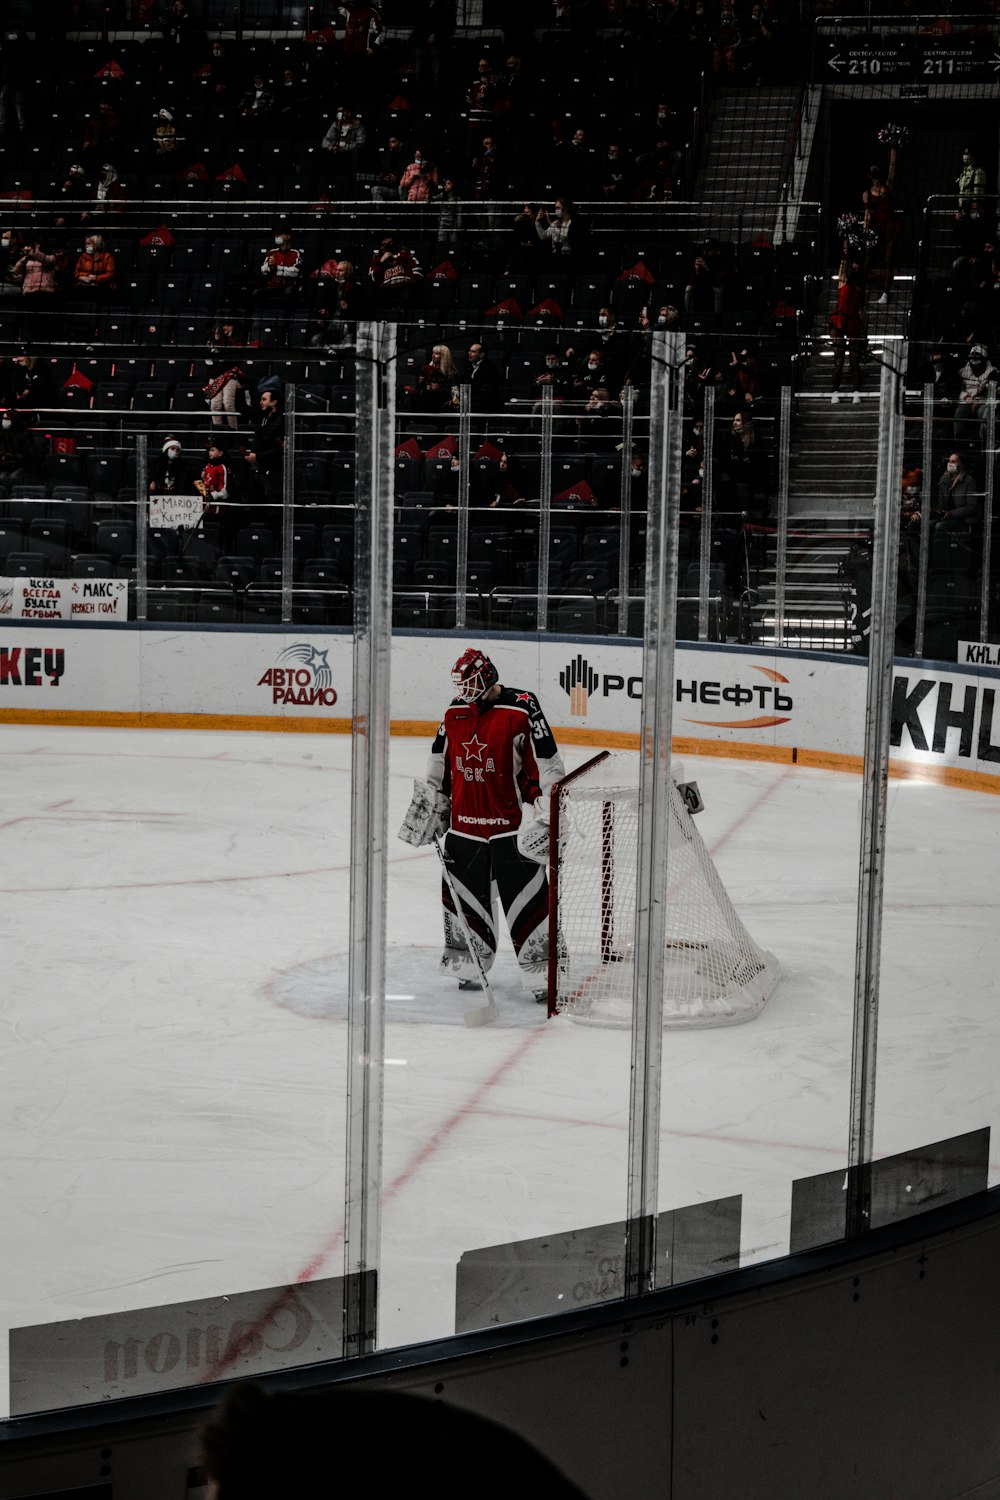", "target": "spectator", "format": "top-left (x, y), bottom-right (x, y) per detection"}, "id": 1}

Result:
top-left (953, 343), bottom-right (995, 444)
top-left (470, 136), bottom-right (504, 200)
top-left (722, 409), bottom-right (756, 509)
top-left (399, 147), bottom-right (439, 202)
top-left (321, 105), bottom-right (367, 179)
top-left (276, 69), bottom-right (310, 136)
top-left (411, 344), bottom-right (459, 412)
top-left (151, 107), bottom-right (179, 169)
top-left (370, 133), bottom-right (408, 202)
top-left (92, 162), bottom-right (126, 222)
top-left (572, 346), bottom-right (612, 399)
top-left (532, 348), bottom-right (573, 411)
top-left (0, 28), bottom-right (29, 137)
top-left (829, 255), bottom-right (866, 404)
top-left (862, 146), bottom-right (900, 305)
top-left (367, 234), bottom-right (422, 311)
top-left (597, 142), bottom-right (631, 199)
top-left (82, 99), bottom-right (121, 164)
top-left (204, 319), bottom-right (247, 430)
top-left (257, 227), bottom-right (304, 300)
top-left (0, 227), bottom-right (24, 297)
top-left (200, 37), bottom-right (238, 97)
top-left (534, 198), bottom-right (588, 270)
top-left (935, 451), bottom-right (979, 532)
top-left (54, 164), bottom-right (90, 228)
top-left (505, 203), bottom-right (543, 273)
top-left (73, 232), bottom-right (116, 295)
top-left (464, 55), bottom-right (498, 151)
top-left (957, 144), bottom-right (986, 214)
top-left (435, 176), bottom-right (463, 243)
top-left (149, 435), bottom-right (194, 495)
top-left (12, 239), bottom-right (59, 332)
top-left (9, 353), bottom-right (54, 411)
top-left (463, 340), bottom-right (502, 413)
top-left (556, 126), bottom-right (596, 199)
top-left (199, 1382), bottom-right (588, 1499)
top-left (245, 387), bottom-right (285, 514)
top-left (240, 72), bottom-right (275, 128)
top-left (490, 449), bottom-right (528, 508)
top-left (0, 405), bottom-right (39, 486)
top-left (576, 384), bottom-right (622, 442)
top-left (195, 437), bottom-right (237, 537)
